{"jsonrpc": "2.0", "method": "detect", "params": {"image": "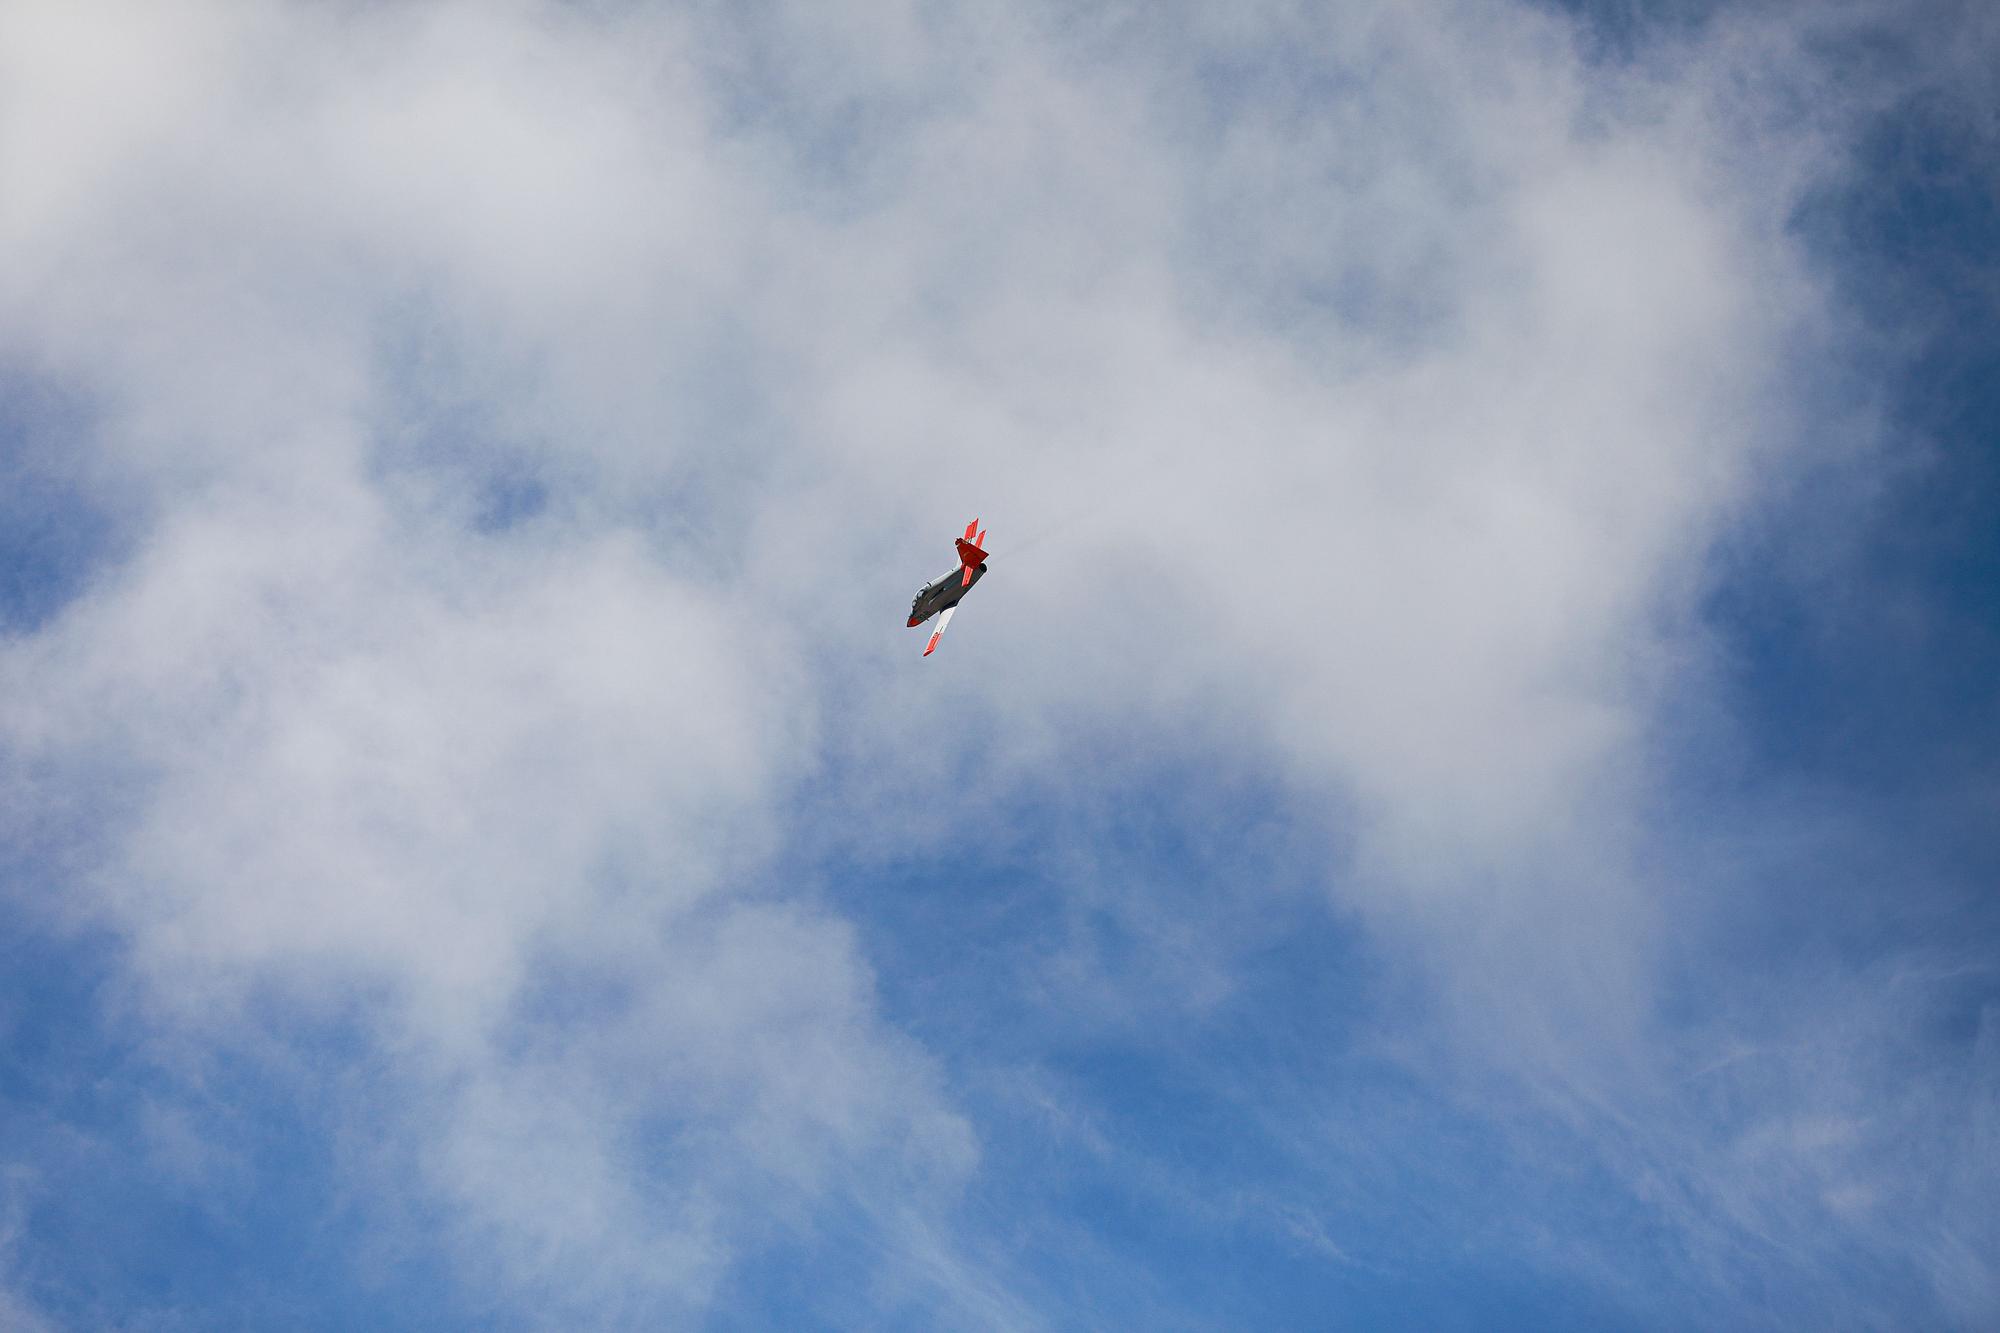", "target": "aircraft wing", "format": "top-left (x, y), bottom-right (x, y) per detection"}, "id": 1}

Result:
top-left (922, 604), bottom-right (956, 657)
